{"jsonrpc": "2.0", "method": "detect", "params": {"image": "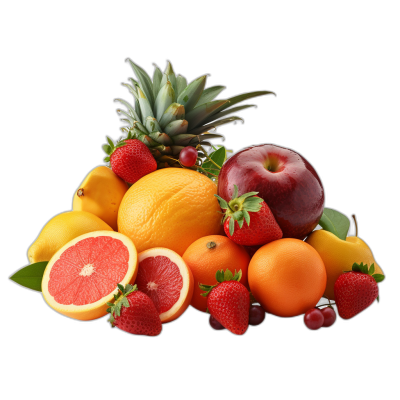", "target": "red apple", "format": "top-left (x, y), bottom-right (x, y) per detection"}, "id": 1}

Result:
top-left (218, 144), bottom-right (324, 239)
